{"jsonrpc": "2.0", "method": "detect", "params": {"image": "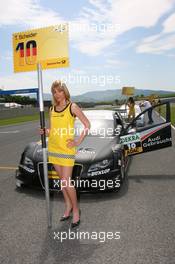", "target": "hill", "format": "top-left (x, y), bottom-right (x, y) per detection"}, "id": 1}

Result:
top-left (42, 89), bottom-right (174, 102)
